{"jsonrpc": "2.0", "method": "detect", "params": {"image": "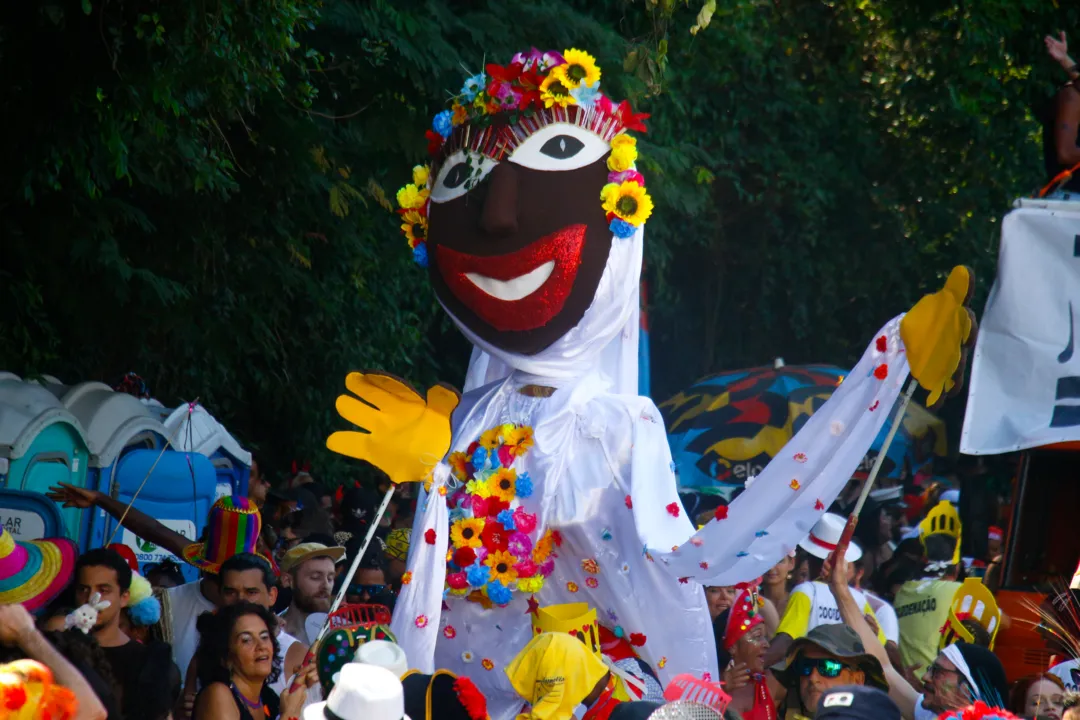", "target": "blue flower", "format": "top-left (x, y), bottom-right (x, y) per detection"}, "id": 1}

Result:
top-left (471, 447), bottom-right (489, 473)
top-left (736, 551), bottom-right (749, 558)
top-left (609, 218), bottom-right (636, 239)
top-left (754, 530), bottom-right (769, 538)
top-left (412, 243), bottom-right (429, 267)
top-left (461, 73), bottom-right (487, 102)
top-left (613, 625), bottom-right (624, 638)
top-left (486, 580), bottom-right (513, 606)
top-left (433, 110), bottom-right (454, 139)
top-left (515, 472), bottom-right (534, 498)
top-left (496, 509), bottom-right (516, 531)
top-left (569, 80), bottom-right (601, 109)
top-left (600, 527), bottom-right (613, 542)
top-left (466, 563), bottom-right (491, 587)
top-left (449, 508), bottom-right (466, 524)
